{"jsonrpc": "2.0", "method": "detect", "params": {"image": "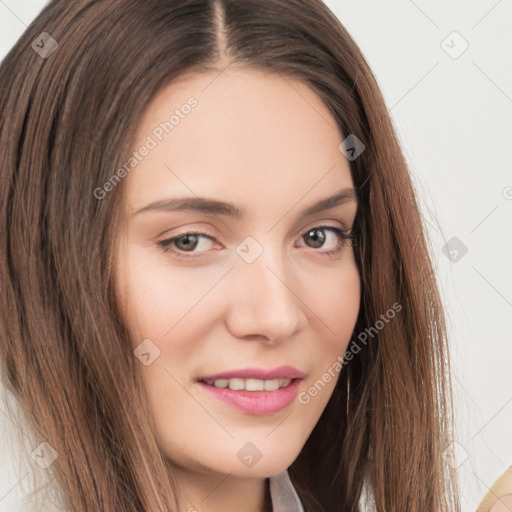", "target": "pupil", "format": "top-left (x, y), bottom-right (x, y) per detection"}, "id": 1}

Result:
top-left (308, 228), bottom-right (325, 248)
top-left (178, 234), bottom-right (198, 251)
